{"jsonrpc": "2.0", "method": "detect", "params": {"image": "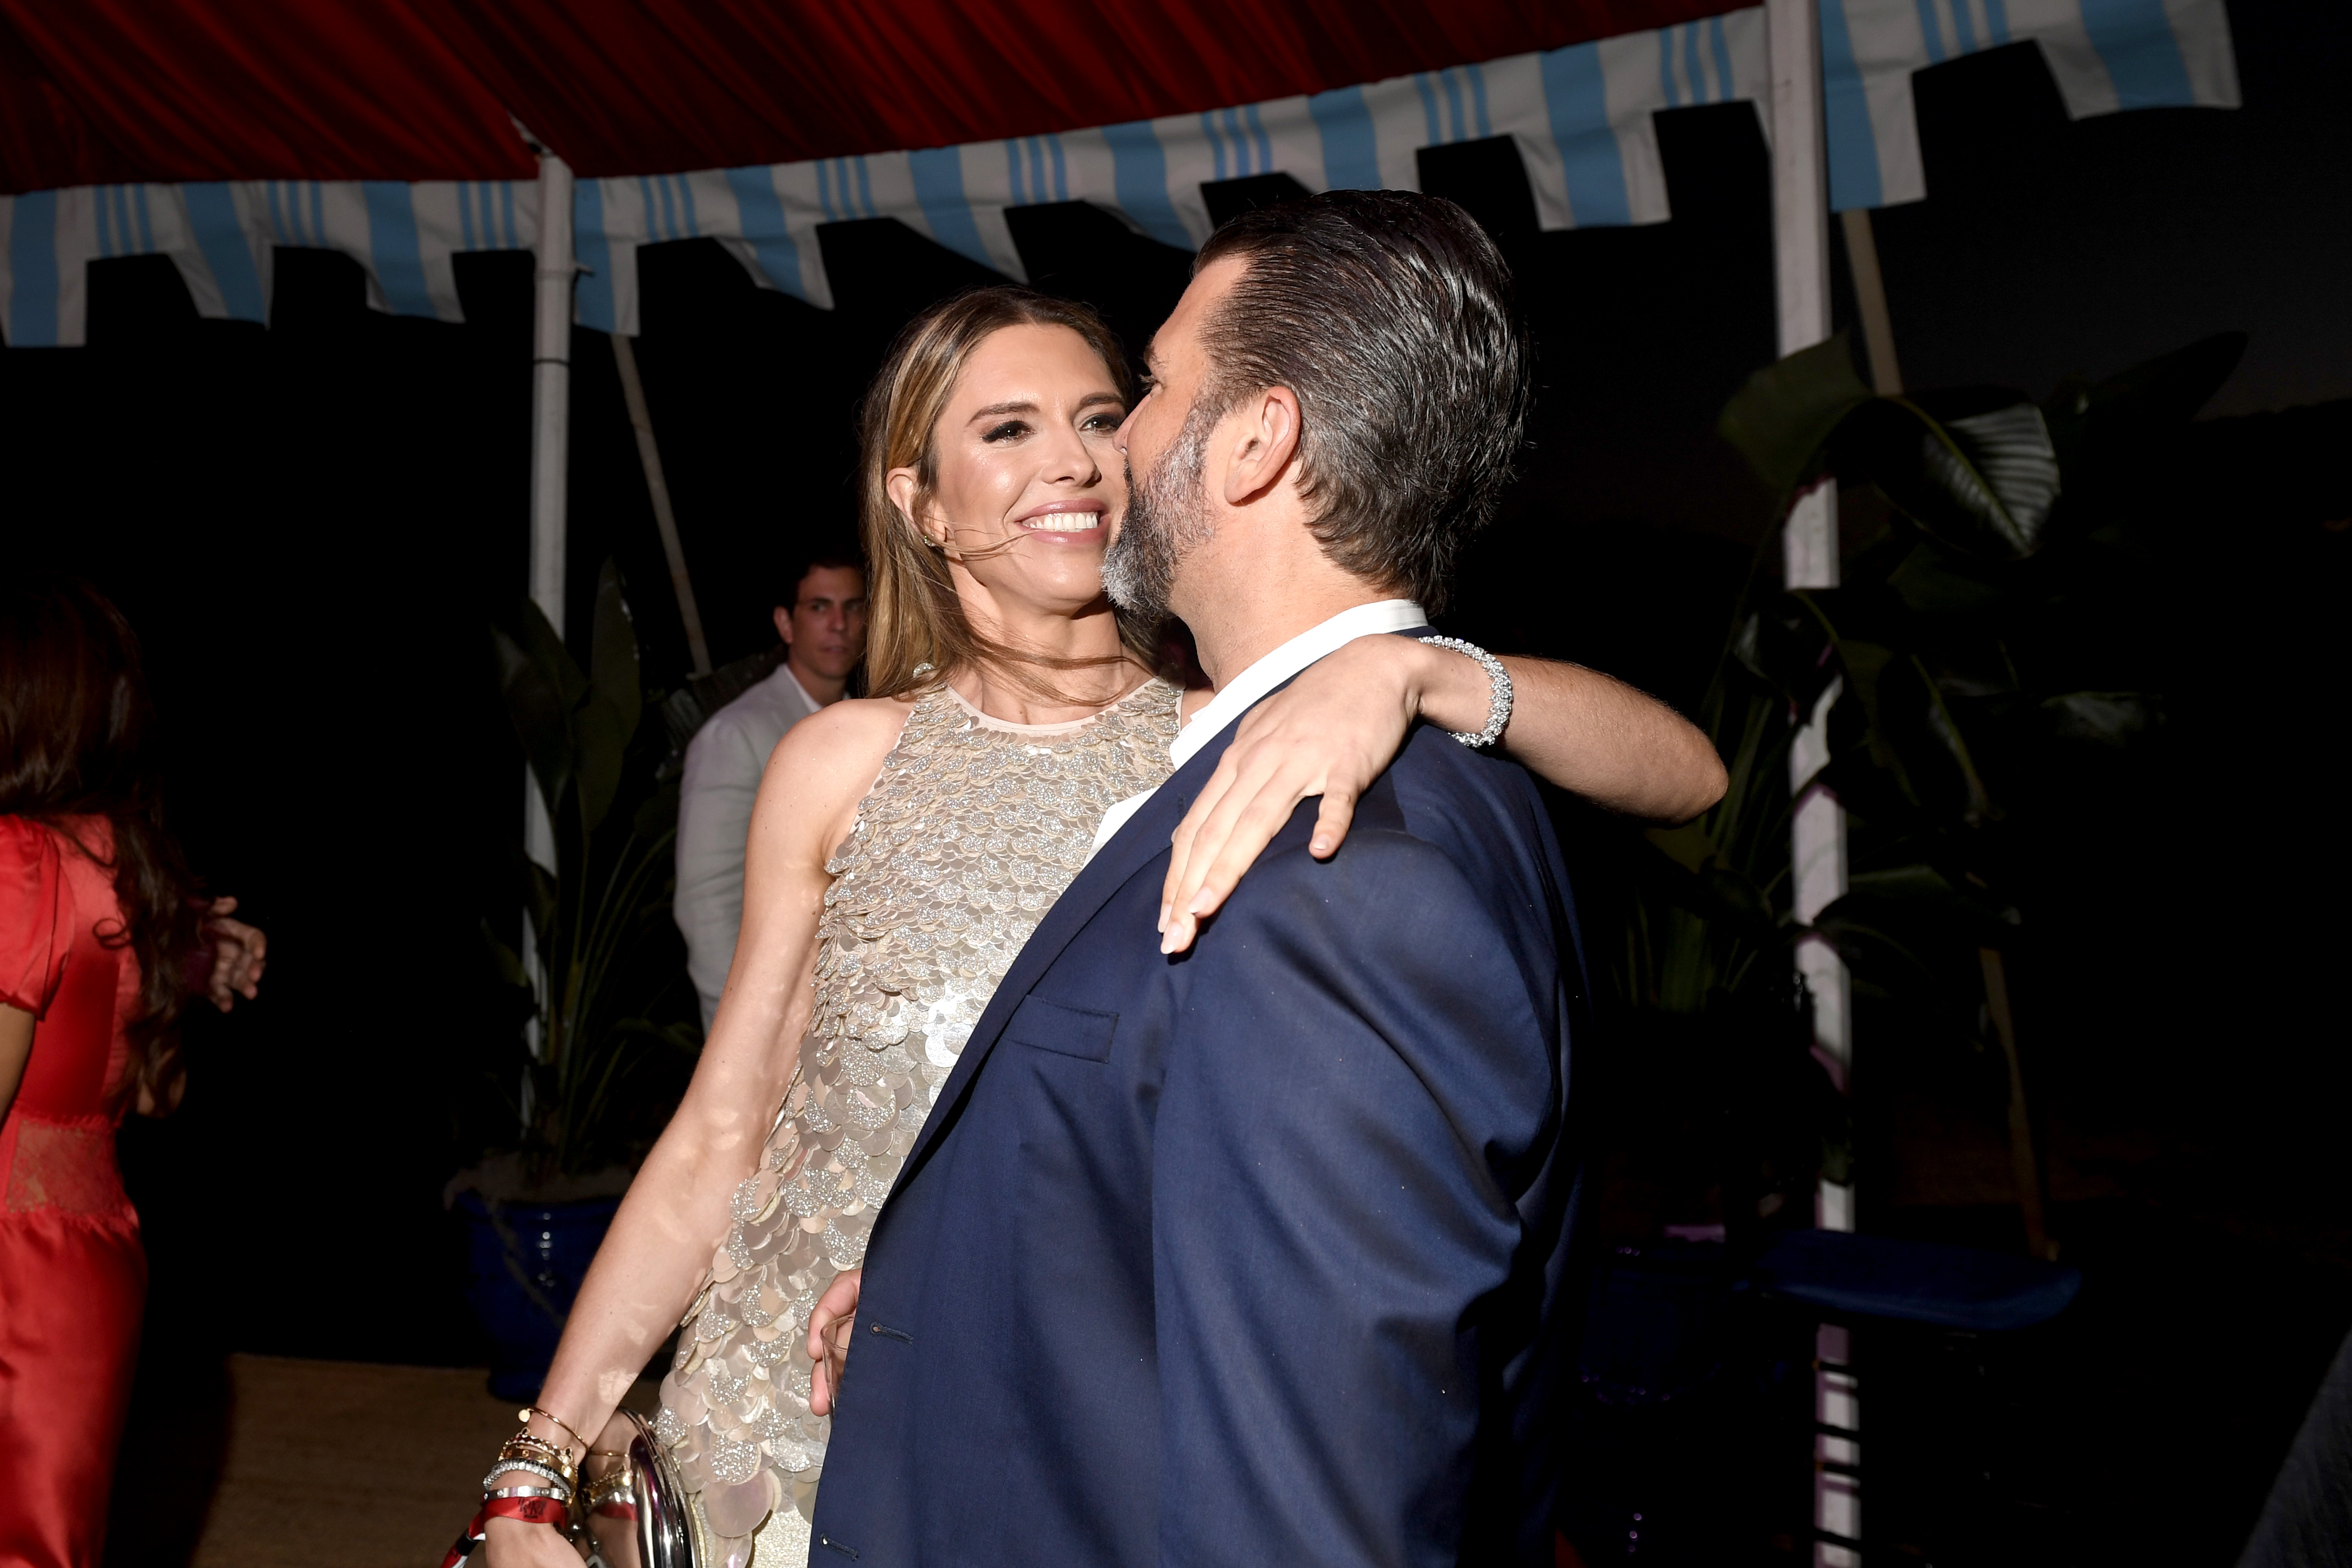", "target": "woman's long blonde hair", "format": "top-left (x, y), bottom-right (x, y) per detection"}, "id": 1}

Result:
top-left (858, 286), bottom-right (1160, 701)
